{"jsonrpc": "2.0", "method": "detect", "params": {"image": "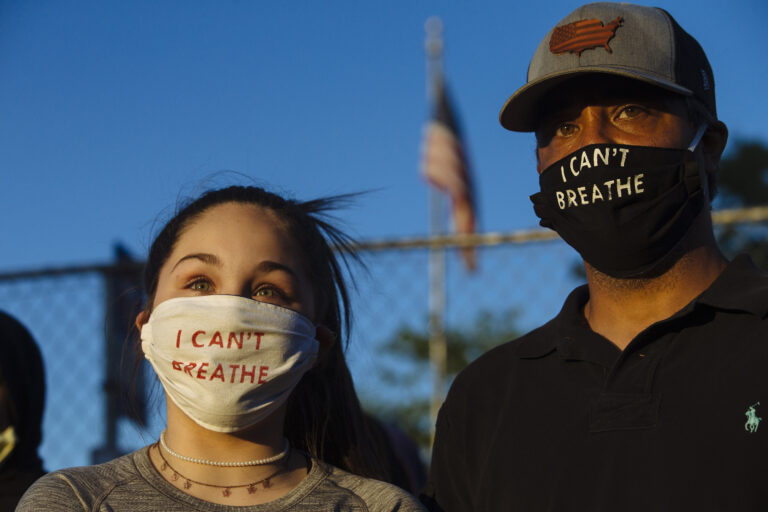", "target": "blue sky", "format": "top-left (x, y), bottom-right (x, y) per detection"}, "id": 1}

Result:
top-left (1, 0), bottom-right (767, 271)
